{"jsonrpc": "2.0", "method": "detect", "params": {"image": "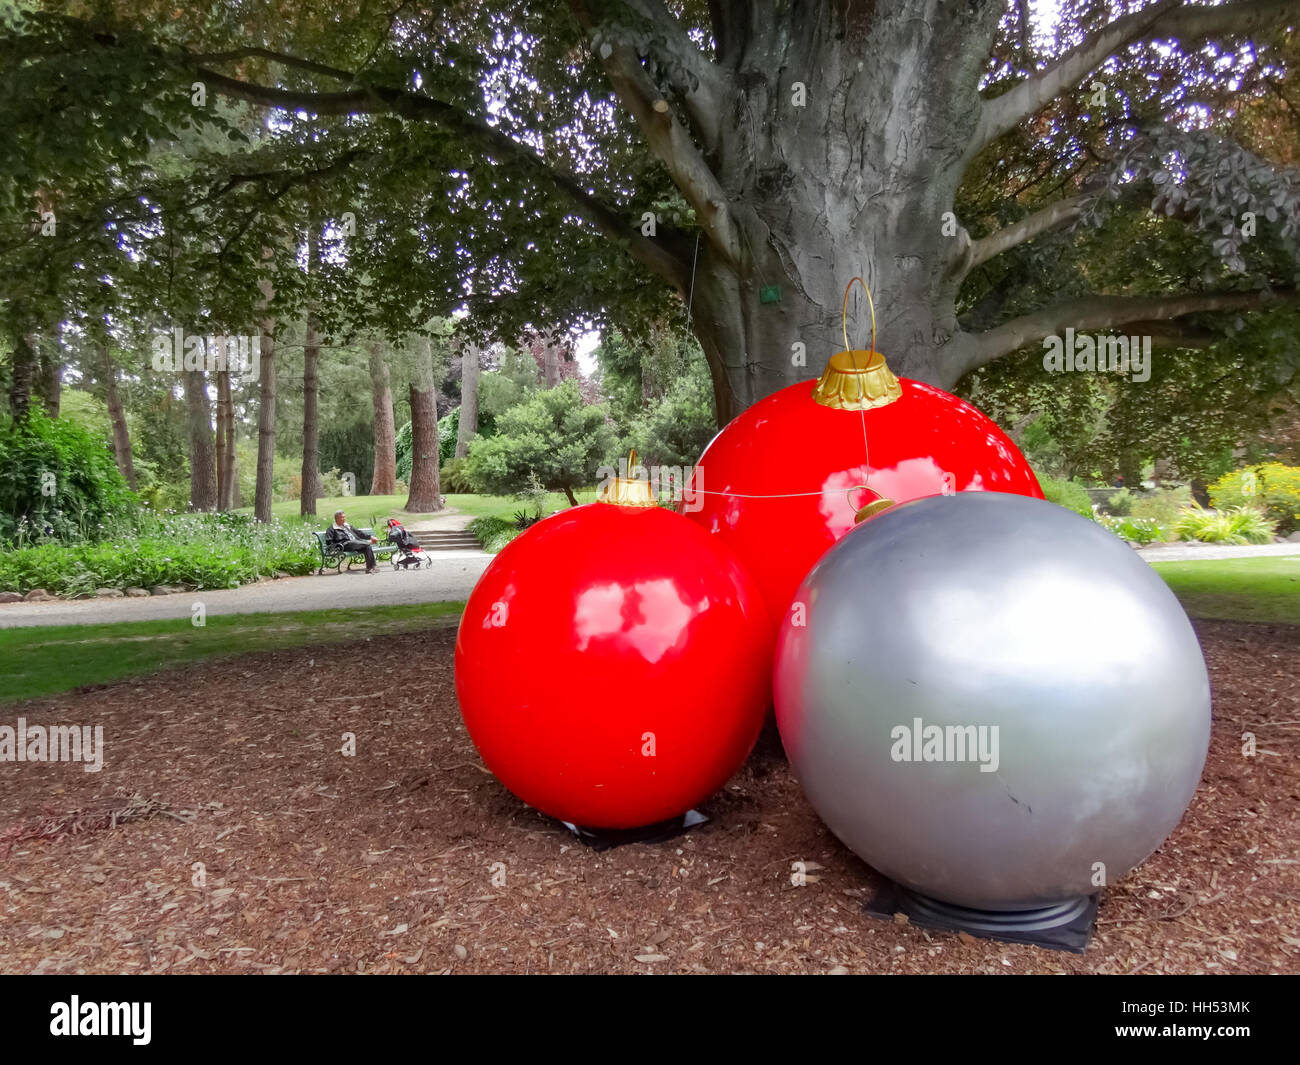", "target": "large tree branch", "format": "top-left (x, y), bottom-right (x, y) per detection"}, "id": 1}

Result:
top-left (961, 194), bottom-right (1088, 275)
top-left (974, 0), bottom-right (1296, 154)
top-left (189, 65), bottom-right (688, 289)
top-left (568, 2), bottom-right (742, 268)
top-left (609, 0), bottom-right (731, 151)
top-left (191, 47), bottom-right (357, 83)
top-left (956, 286), bottom-right (1299, 374)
